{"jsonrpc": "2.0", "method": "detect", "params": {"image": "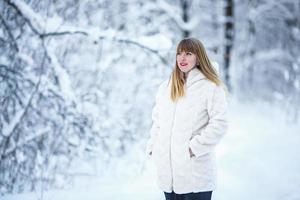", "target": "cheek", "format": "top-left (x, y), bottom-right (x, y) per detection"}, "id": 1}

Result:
top-left (188, 57), bottom-right (197, 66)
